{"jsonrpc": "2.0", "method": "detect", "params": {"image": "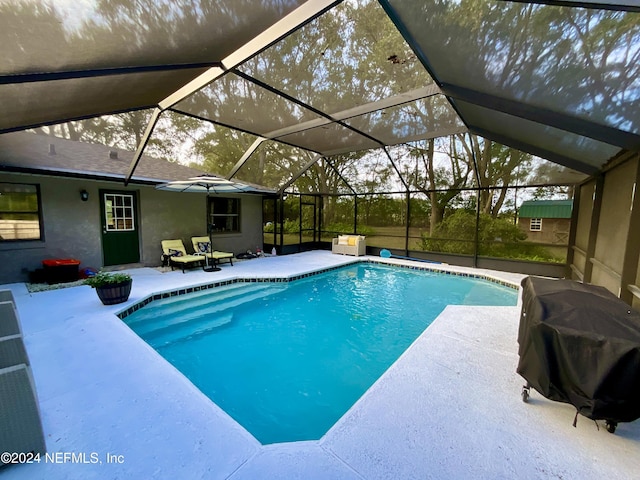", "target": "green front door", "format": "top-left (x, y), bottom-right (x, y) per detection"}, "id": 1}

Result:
top-left (100, 190), bottom-right (140, 266)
